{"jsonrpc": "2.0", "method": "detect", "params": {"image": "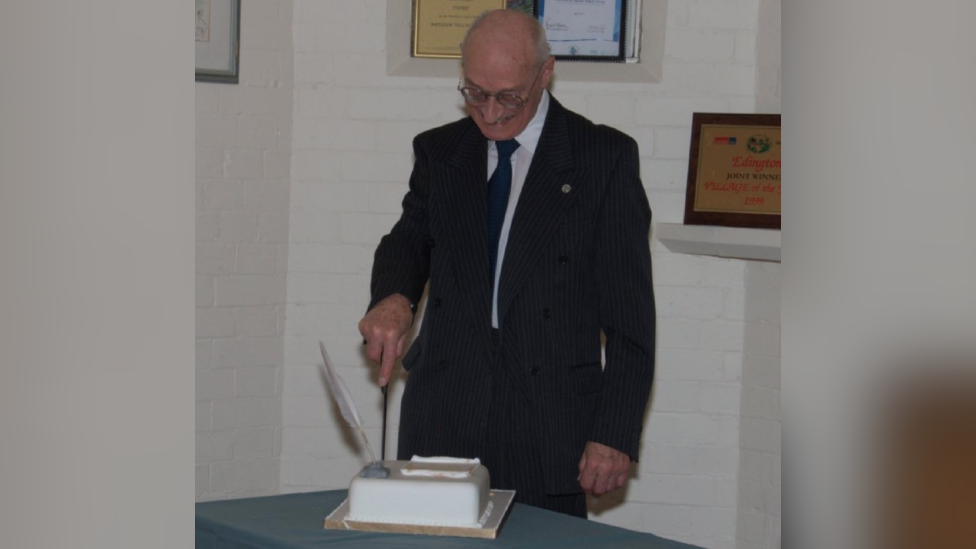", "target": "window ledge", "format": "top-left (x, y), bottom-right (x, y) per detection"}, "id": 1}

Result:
top-left (655, 222), bottom-right (781, 262)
